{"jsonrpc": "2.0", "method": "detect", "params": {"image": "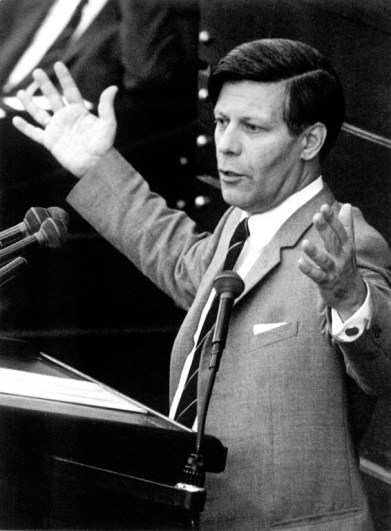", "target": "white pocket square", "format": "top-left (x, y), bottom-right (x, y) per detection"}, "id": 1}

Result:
top-left (253, 323), bottom-right (287, 335)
